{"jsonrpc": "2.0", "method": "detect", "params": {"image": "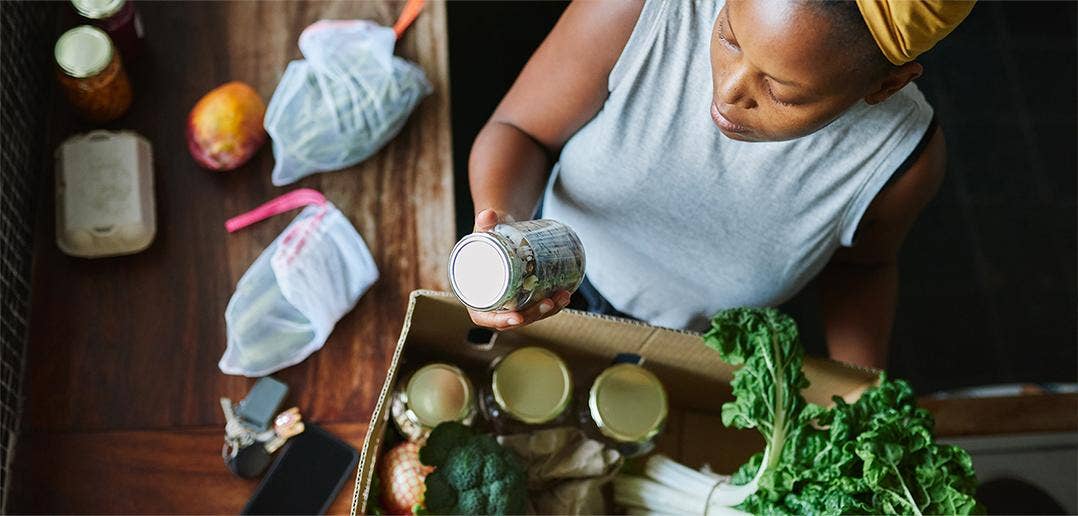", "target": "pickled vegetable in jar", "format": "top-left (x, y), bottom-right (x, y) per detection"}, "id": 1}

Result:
top-left (479, 346), bottom-right (573, 433)
top-left (448, 219), bottom-right (585, 312)
top-left (391, 363), bottom-right (476, 442)
top-left (71, 0), bottom-right (144, 60)
top-left (55, 25), bottom-right (132, 123)
top-left (579, 360), bottom-right (668, 457)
